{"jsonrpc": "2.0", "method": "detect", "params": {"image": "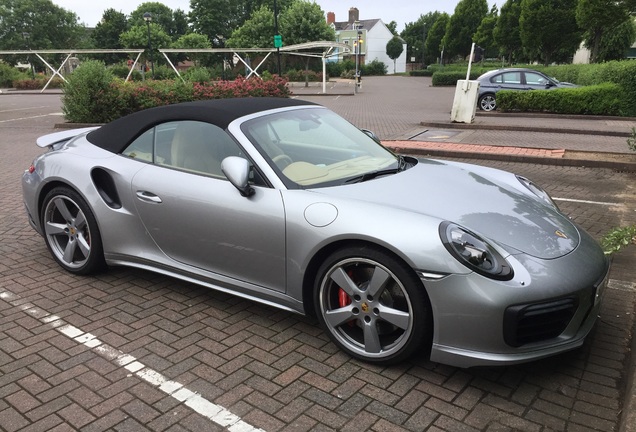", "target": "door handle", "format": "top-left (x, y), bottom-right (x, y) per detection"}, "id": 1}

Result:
top-left (136, 191), bottom-right (162, 203)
